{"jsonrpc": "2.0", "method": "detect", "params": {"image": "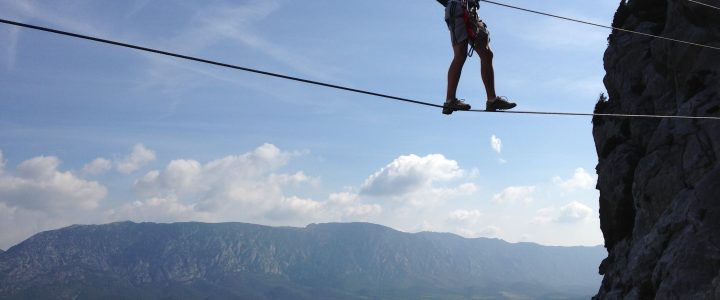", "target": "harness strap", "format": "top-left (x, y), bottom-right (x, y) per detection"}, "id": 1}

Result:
top-left (463, 1), bottom-right (480, 57)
